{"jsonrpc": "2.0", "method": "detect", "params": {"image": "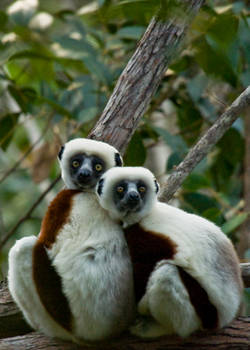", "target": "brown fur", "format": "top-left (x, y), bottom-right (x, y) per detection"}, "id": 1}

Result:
top-left (177, 266), bottom-right (218, 329)
top-left (32, 189), bottom-right (81, 331)
top-left (124, 223), bottom-right (177, 302)
top-left (38, 189), bottom-right (81, 247)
